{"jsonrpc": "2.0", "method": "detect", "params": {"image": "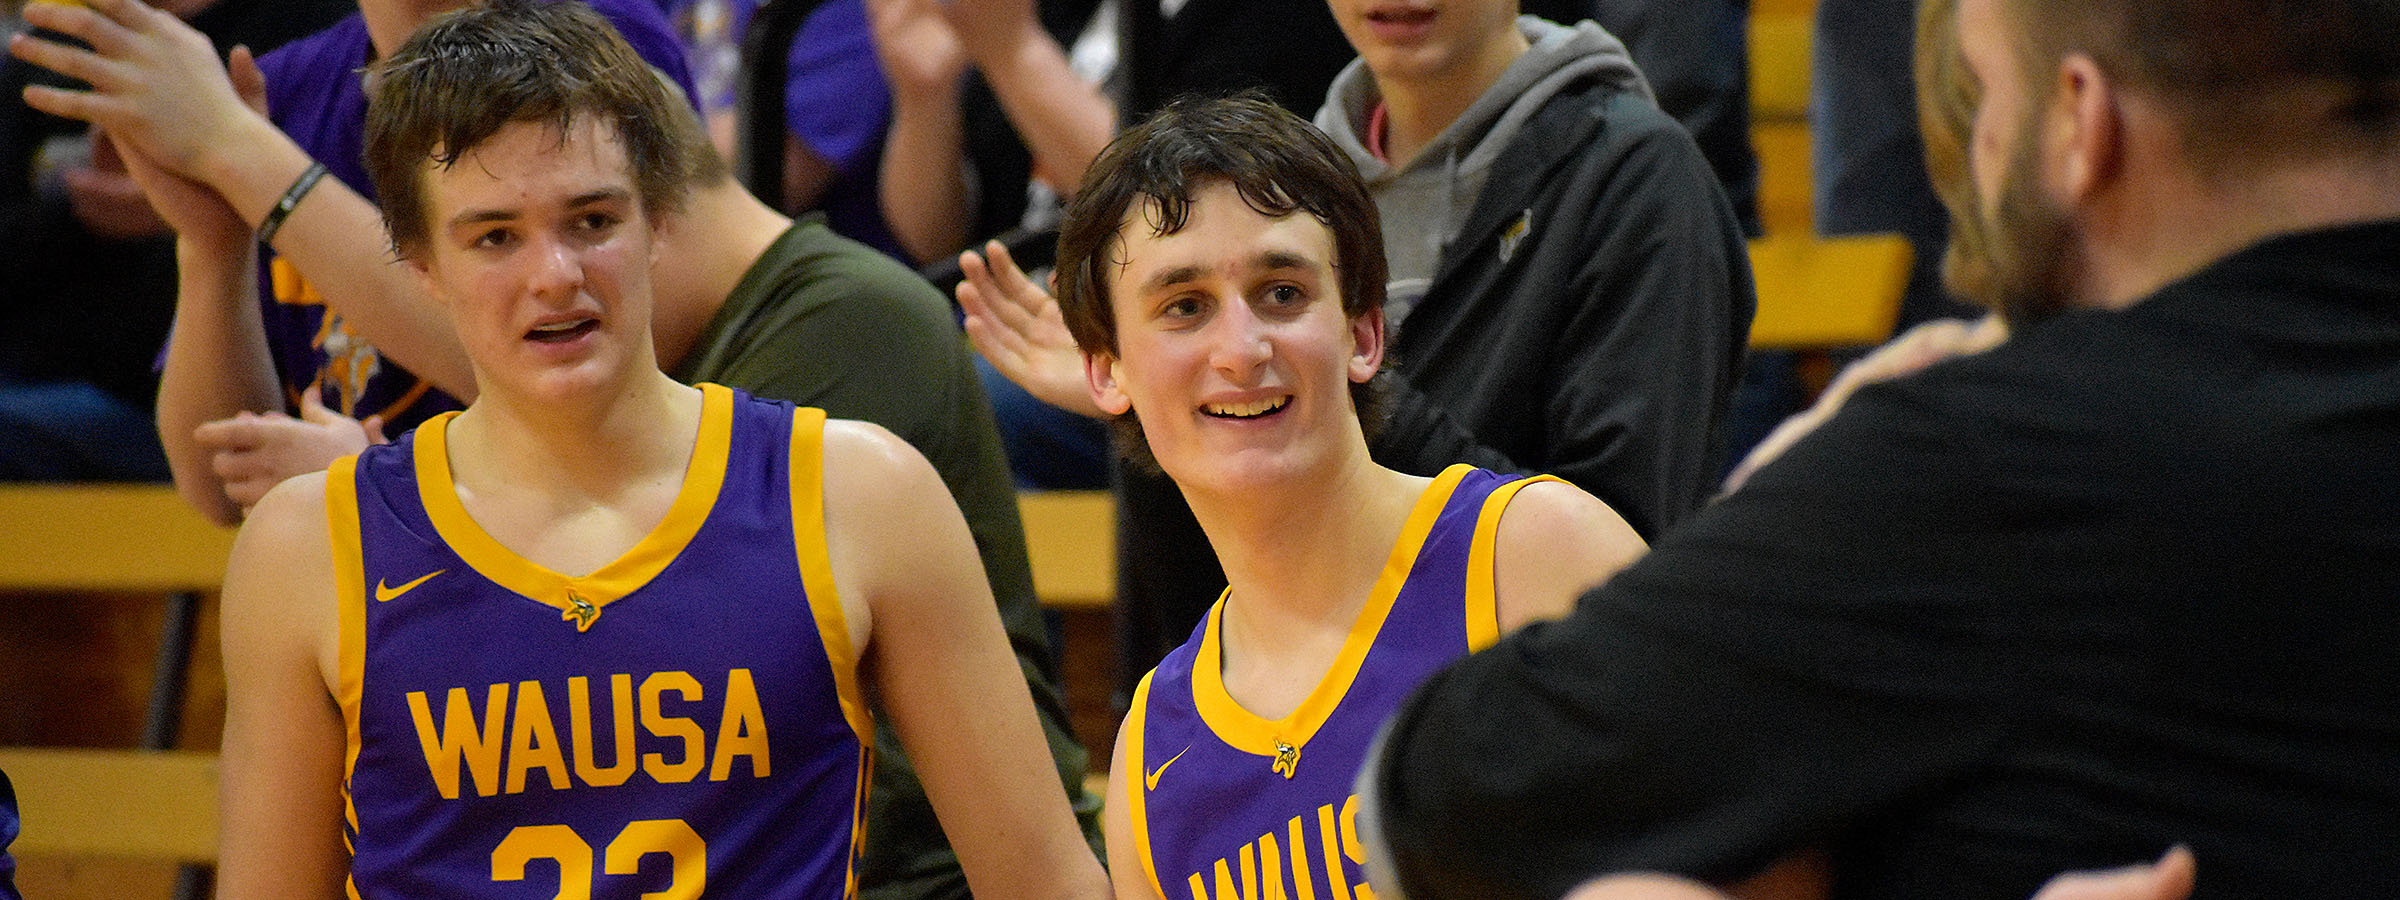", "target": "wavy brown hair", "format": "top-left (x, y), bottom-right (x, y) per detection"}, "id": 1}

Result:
top-left (364, 0), bottom-right (719, 259)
